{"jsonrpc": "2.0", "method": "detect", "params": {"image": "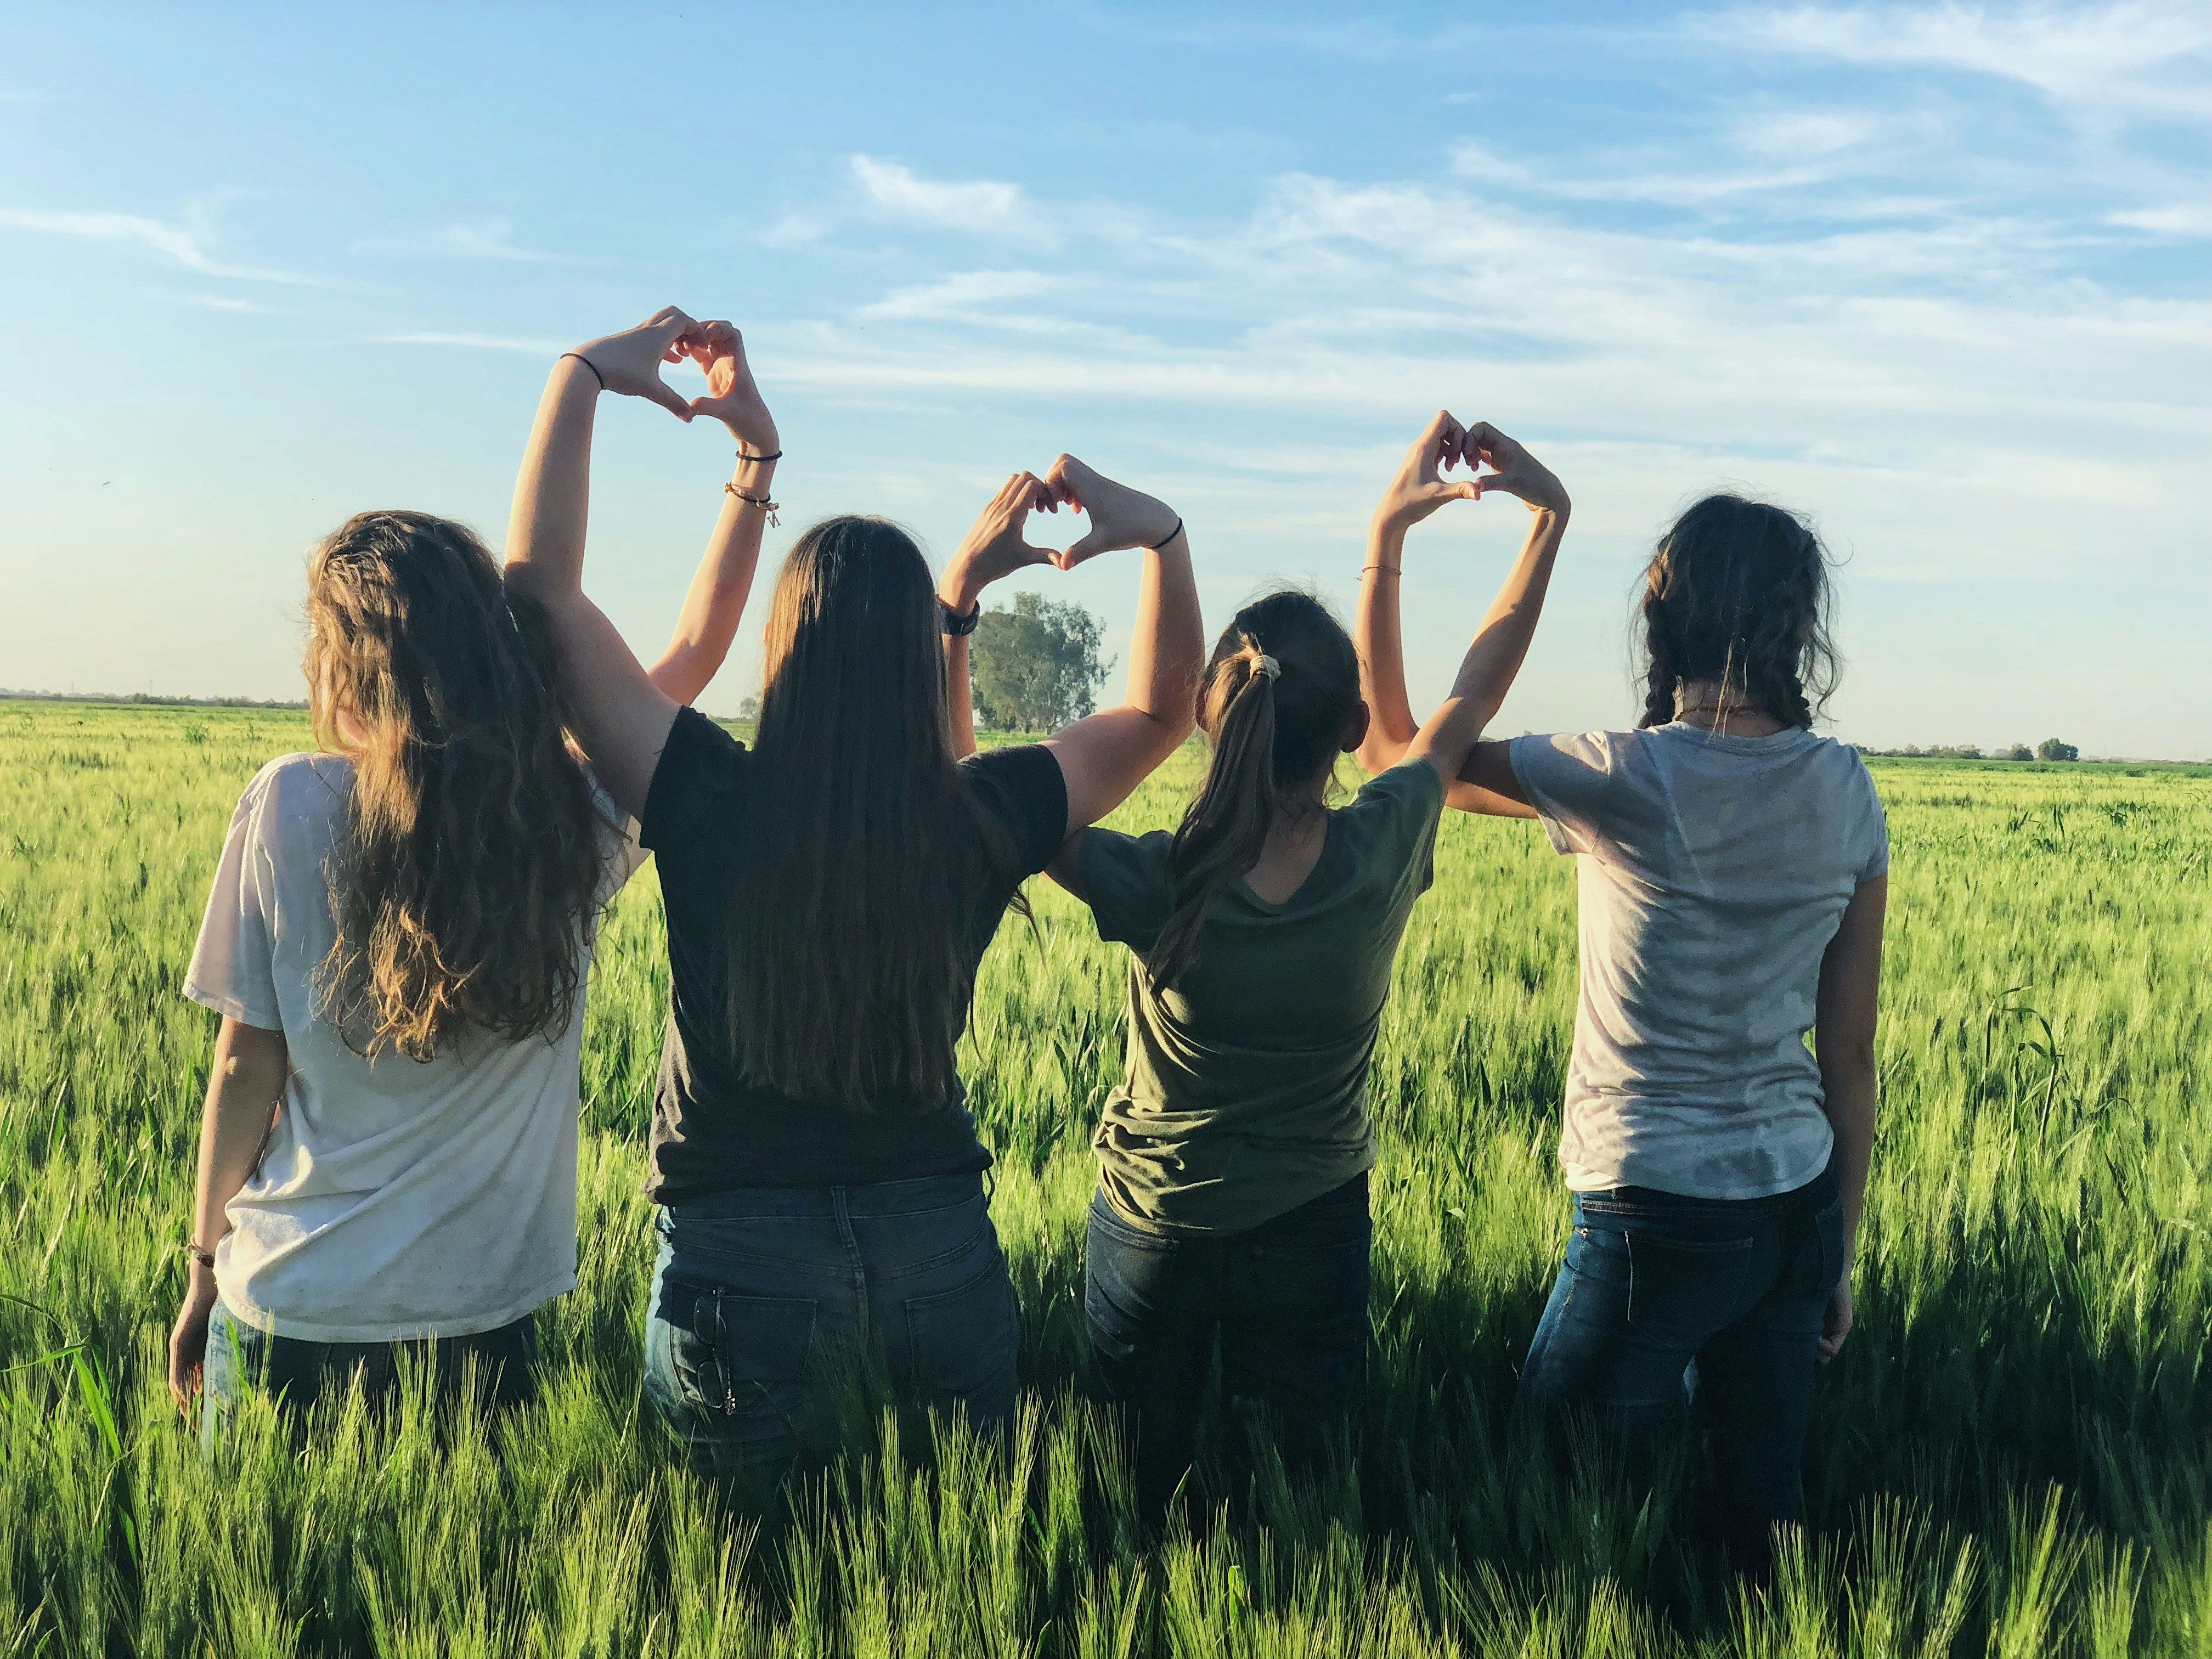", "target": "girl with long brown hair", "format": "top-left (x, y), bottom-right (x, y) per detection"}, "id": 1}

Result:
top-left (504, 309), bottom-right (1204, 1479)
top-left (1357, 465), bottom-right (1888, 1570)
top-left (1040, 411), bottom-right (1570, 1510)
top-left (167, 320), bottom-right (775, 1434)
